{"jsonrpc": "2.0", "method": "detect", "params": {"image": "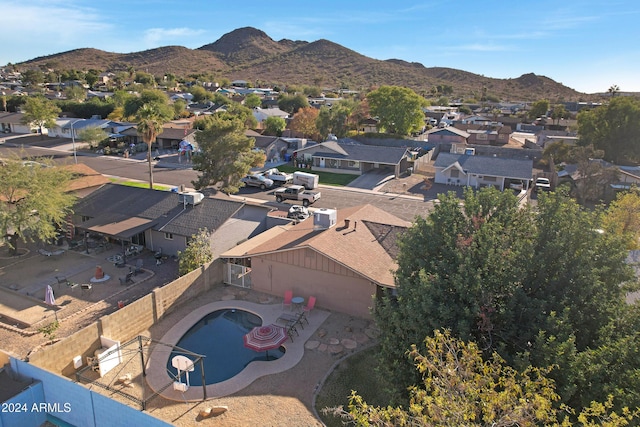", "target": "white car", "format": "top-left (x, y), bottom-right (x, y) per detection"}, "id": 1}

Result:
top-left (534, 177), bottom-right (551, 192)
